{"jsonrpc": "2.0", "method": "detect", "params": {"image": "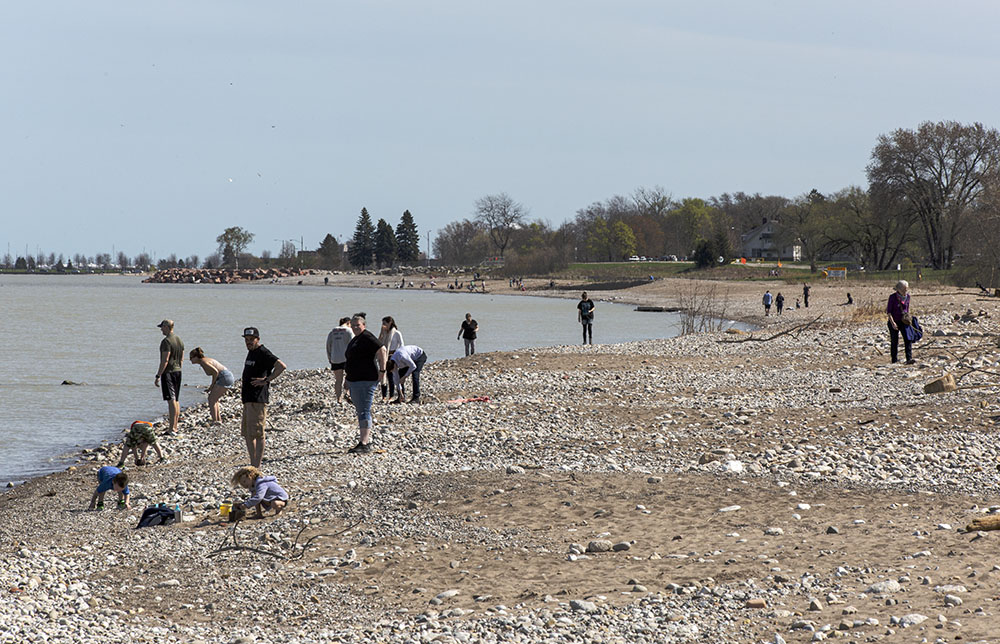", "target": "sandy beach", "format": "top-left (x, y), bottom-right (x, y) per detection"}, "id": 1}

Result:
top-left (3, 274), bottom-right (1000, 643)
